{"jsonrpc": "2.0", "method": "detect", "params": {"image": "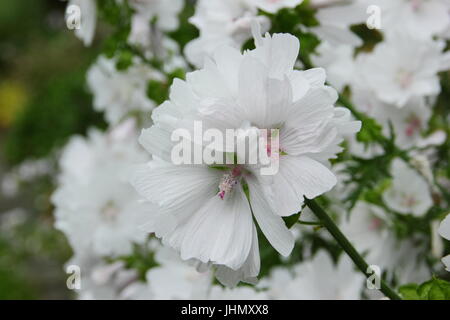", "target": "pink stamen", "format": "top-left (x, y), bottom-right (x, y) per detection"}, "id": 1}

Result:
top-left (217, 167), bottom-right (242, 200)
top-left (405, 115), bottom-right (421, 137)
